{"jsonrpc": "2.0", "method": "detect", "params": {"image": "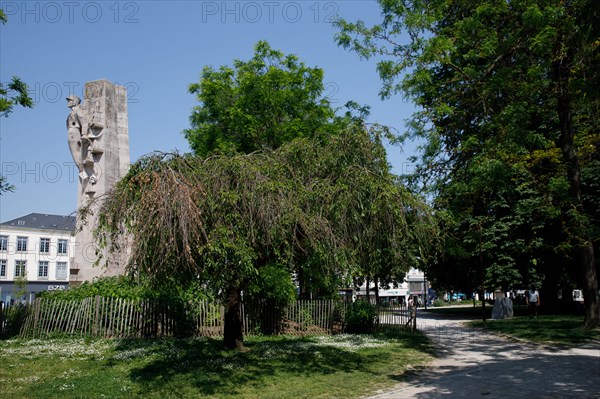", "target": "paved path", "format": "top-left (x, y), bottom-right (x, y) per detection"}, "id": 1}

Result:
top-left (365, 311), bottom-right (600, 398)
